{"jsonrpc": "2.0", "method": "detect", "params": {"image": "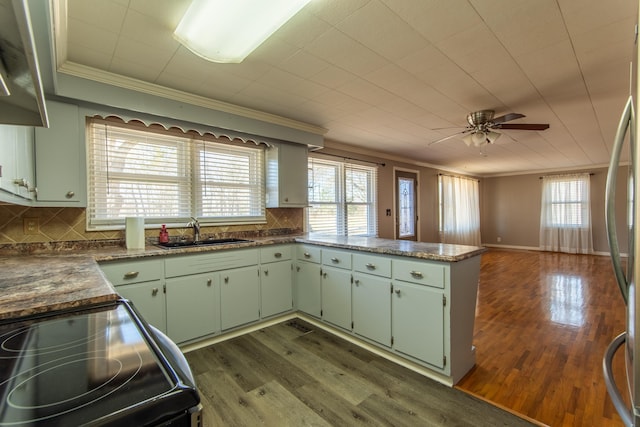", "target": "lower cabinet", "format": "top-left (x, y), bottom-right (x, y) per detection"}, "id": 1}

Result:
top-left (295, 260), bottom-right (321, 317)
top-left (220, 266), bottom-right (260, 330)
top-left (321, 266), bottom-right (352, 330)
top-left (116, 280), bottom-right (166, 333)
top-left (165, 273), bottom-right (219, 344)
top-left (352, 273), bottom-right (391, 346)
top-left (392, 281), bottom-right (445, 369)
top-left (260, 260), bottom-right (293, 318)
